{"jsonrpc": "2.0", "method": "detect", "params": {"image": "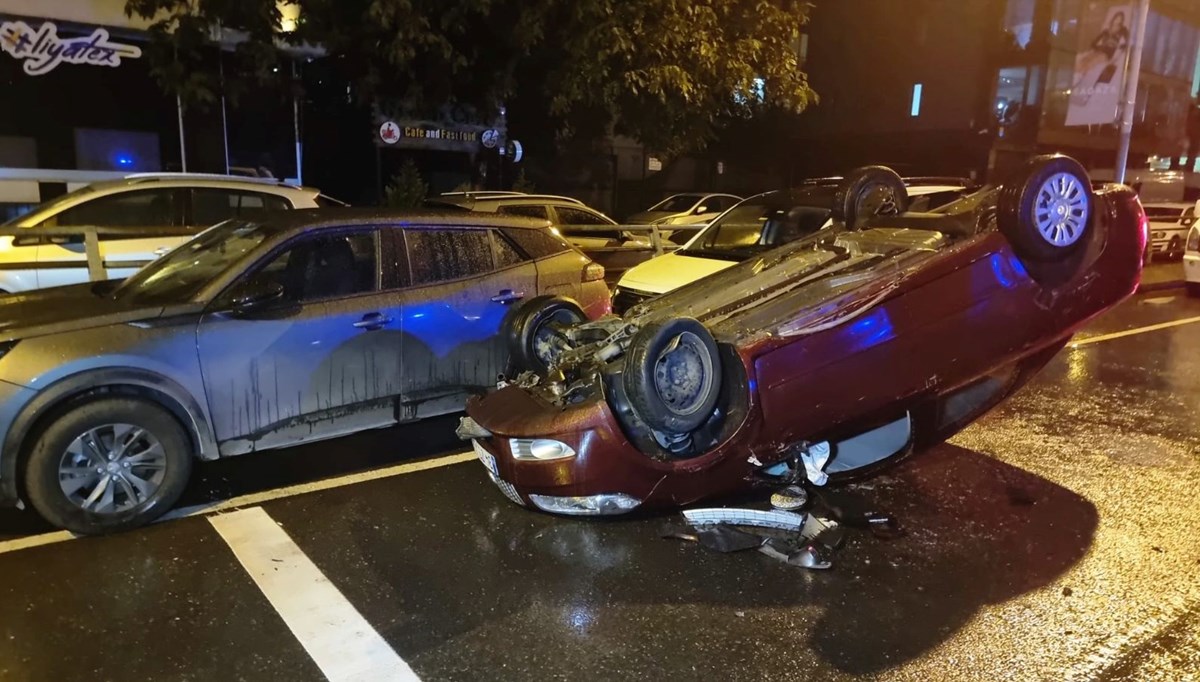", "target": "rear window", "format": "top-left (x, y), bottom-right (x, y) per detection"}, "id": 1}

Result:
top-left (502, 226), bottom-right (572, 258)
